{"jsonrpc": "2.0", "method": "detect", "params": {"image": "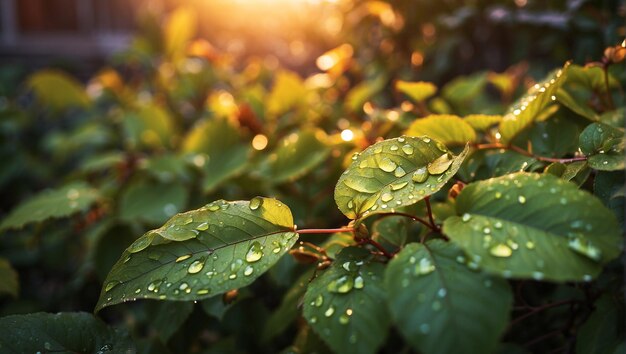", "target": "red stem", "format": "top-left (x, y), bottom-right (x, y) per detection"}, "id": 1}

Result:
top-left (358, 238), bottom-right (394, 259)
top-left (424, 197), bottom-right (440, 232)
top-left (378, 212), bottom-right (436, 231)
top-left (474, 143), bottom-right (587, 164)
top-left (296, 228), bottom-right (354, 234)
